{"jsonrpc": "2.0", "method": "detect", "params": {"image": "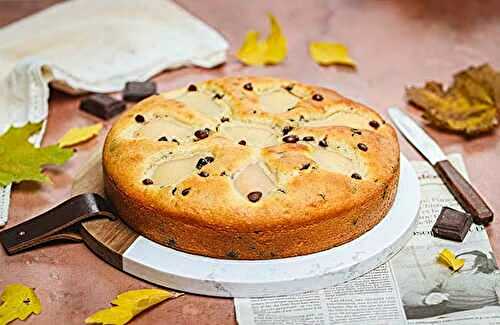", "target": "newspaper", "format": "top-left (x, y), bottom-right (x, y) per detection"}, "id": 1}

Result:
top-left (234, 154), bottom-right (500, 325)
